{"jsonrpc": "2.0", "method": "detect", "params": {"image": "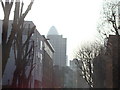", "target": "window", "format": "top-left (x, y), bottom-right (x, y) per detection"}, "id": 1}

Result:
top-left (40, 41), bottom-right (43, 50)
